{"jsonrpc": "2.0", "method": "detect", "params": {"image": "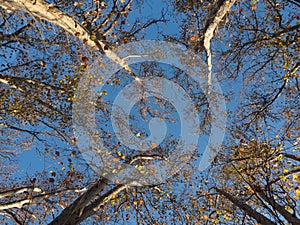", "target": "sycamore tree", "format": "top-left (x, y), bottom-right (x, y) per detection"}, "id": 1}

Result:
top-left (0, 0), bottom-right (299, 225)
top-left (0, 1), bottom-right (174, 224)
top-left (168, 0), bottom-right (300, 224)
